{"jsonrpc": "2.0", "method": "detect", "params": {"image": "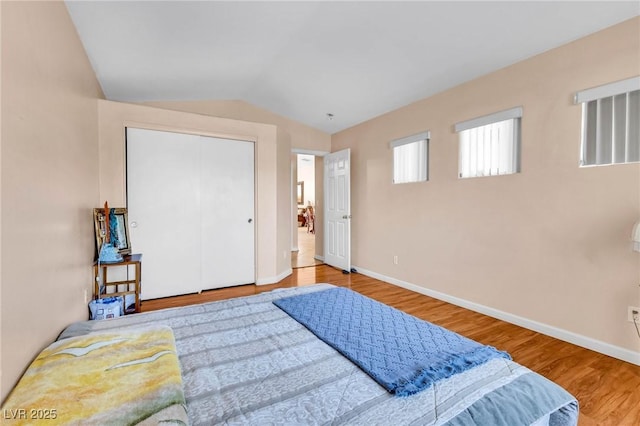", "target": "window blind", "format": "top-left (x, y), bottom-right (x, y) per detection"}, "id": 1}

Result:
top-left (391, 132), bottom-right (429, 184)
top-left (456, 107), bottom-right (522, 178)
top-left (454, 107), bottom-right (522, 133)
top-left (574, 76), bottom-right (640, 104)
top-left (576, 77), bottom-right (640, 166)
